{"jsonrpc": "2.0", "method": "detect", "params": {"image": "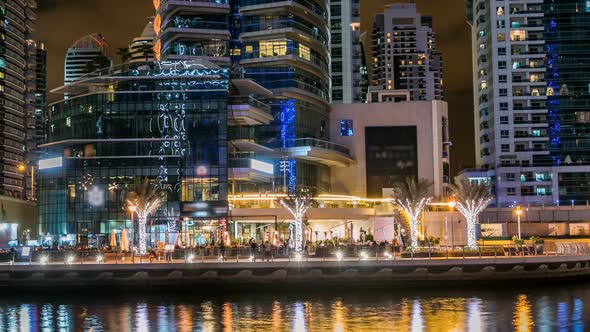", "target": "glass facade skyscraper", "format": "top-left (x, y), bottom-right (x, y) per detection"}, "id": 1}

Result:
top-left (38, 61), bottom-right (230, 246)
top-left (154, 0), bottom-right (352, 195)
top-left (466, 0), bottom-right (590, 205)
